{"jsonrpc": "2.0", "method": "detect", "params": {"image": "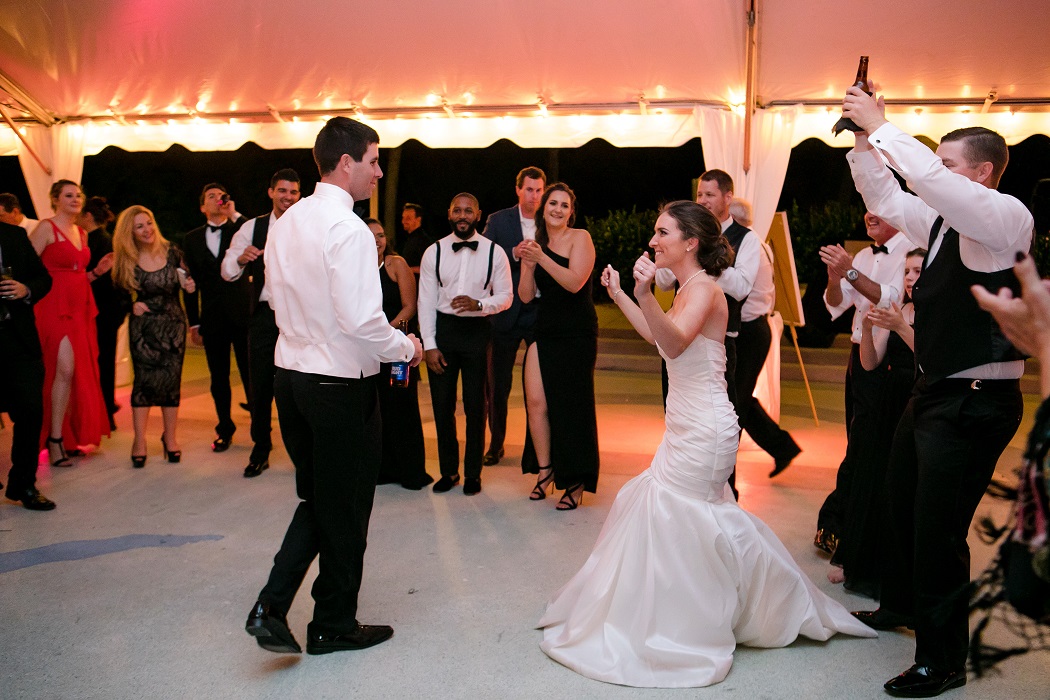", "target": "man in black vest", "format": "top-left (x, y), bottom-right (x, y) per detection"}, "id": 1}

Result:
top-left (843, 88), bottom-right (1033, 698)
top-left (0, 221), bottom-right (56, 510)
top-left (418, 193), bottom-right (513, 495)
top-left (481, 166), bottom-right (545, 466)
top-left (222, 169), bottom-right (302, 477)
top-left (183, 183), bottom-right (254, 452)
